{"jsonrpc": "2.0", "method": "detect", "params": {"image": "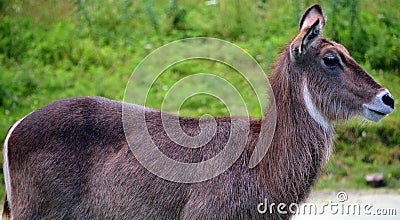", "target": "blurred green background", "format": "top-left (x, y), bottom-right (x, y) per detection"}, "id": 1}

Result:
top-left (0, 0), bottom-right (399, 198)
